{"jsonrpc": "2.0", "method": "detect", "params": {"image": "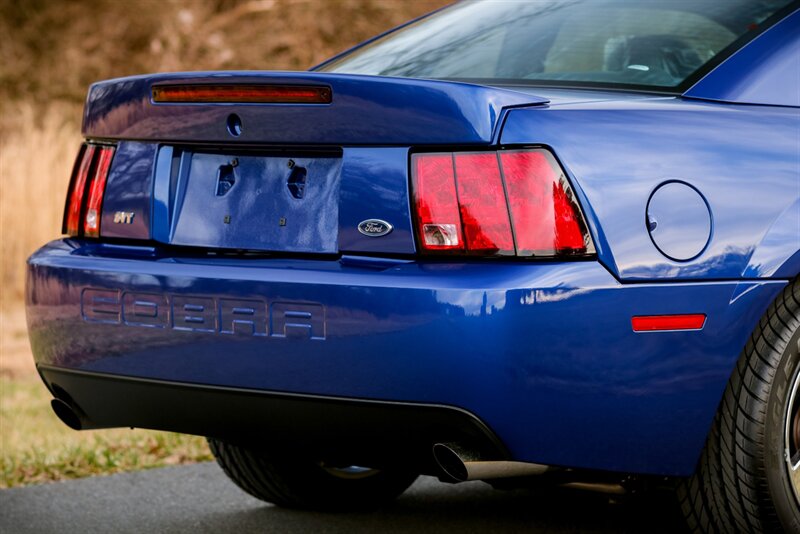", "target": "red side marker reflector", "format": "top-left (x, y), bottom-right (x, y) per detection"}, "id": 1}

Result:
top-left (632, 314), bottom-right (706, 332)
top-left (152, 84), bottom-right (332, 104)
